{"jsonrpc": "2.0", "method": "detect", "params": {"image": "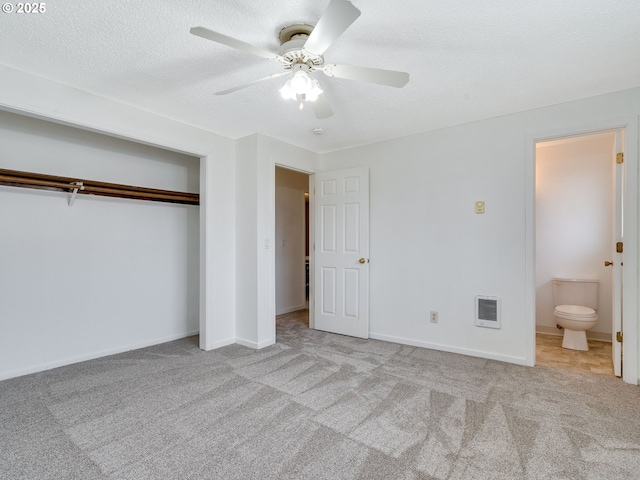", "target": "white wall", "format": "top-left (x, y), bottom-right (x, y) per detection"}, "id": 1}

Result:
top-left (536, 133), bottom-right (615, 339)
top-left (0, 110), bottom-right (200, 379)
top-left (275, 167), bottom-right (308, 315)
top-left (0, 65), bottom-right (216, 157)
top-left (319, 88), bottom-right (640, 369)
top-left (235, 135), bottom-right (260, 347)
top-left (235, 134), bottom-right (318, 348)
top-left (200, 148), bottom-right (237, 351)
top-left (320, 124), bottom-right (526, 363)
top-left (259, 134), bottom-right (318, 344)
